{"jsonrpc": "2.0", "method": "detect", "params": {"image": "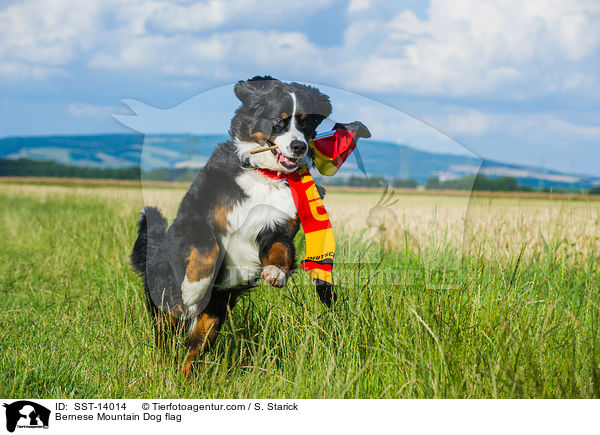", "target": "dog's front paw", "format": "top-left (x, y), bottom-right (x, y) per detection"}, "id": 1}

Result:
top-left (261, 265), bottom-right (287, 287)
